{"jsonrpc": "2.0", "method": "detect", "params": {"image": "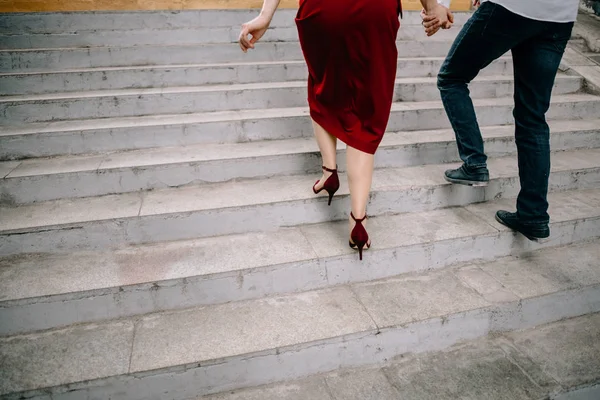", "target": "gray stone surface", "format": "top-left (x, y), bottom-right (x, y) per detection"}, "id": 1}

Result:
top-left (554, 384), bottom-right (600, 400)
top-left (0, 321), bottom-right (134, 395)
top-left (0, 10), bottom-right (303, 33)
top-left (477, 241), bottom-right (600, 299)
top-left (384, 342), bottom-right (548, 400)
top-left (129, 287), bottom-right (376, 372)
top-left (352, 270), bottom-right (490, 328)
top-left (300, 207), bottom-right (497, 259)
top-left (509, 313), bottom-right (600, 388)
top-left (325, 369), bottom-right (400, 400)
top-left (201, 314), bottom-right (600, 400)
top-left (0, 24), bottom-right (463, 50)
top-left (202, 377), bottom-right (332, 400)
top-left (0, 161), bottom-right (20, 180)
top-left (0, 191), bottom-right (141, 232)
top-left (6, 153), bottom-right (104, 178)
top-left (573, 11), bottom-right (600, 53)
top-left (454, 265), bottom-right (520, 303)
top-left (0, 228), bottom-right (317, 302)
top-left (0, 11), bottom-right (473, 34)
top-left (466, 188), bottom-right (600, 229)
